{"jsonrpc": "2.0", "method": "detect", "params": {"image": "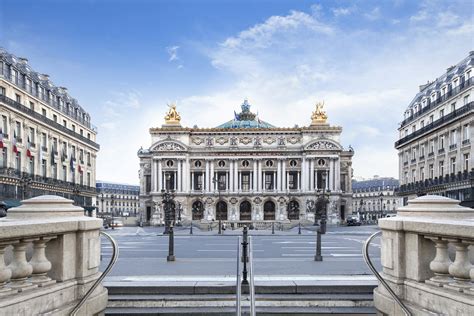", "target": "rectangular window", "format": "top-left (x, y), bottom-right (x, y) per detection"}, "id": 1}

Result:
top-left (79, 149), bottom-right (84, 162)
top-left (29, 127), bottom-right (35, 145)
top-left (87, 133), bottom-right (90, 139)
top-left (439, 109), bottom-right (444, 118)
top-left (1, 115), bottom-right (7, 135)
top-left (41, 159), bottom-right (47, 177)
top-left (87, 173), bottom-right (91, 187)
top-left (420, 167), bottom-right (424, 181)
top-left (429, 115), bottom-right (434, 124)
top-left (0, 148), bottom-right (6, 168)
top-left (63, 120), bottom-right (67, 127)
top-left (72, 124), bottom-right (75, 132)
top-left (15, 121), bottom-right (21, 141)
top-left (289, 171), bottom-right (299, 190)
top-left (450, 129), bottom-right (457, 145)
top-left (464, 95), bottom-right (470, 105)
top-left (420, 144), bottom-right (425, 157)
top-left (264, 172), bottom-right (274, 190)
top-left (53, 114), bottom-right (57, 122)
top-left (41, 108), bottom-right (46, 116)
top-left (11, 69), bottom-right (18, 84)
top-left (15, 152), bottom-right (21, 171)
top-left (52, 163), bottom-right (57, 179)
top-left (429, 164), bottom-right (434, 179)
top-left (430, 140), bottom-right (434, 153)
top-left (420, 120), bottom-right (424, 128)
top-left (412, 148), bottom-right (416, 160)
top-left (439, 135), bottom-right (444, 149)
top-left (412, 169), bottom-right (416, 182)
top-left (80, 129), bottom-right (83, 136)
top-left (450, 157), bottom-right (456, 174)
top-left (451, 103), bottom-right (456, 112)
top-left (412, 126), bottom-right (416, 133)
top-left (464, 154), bottom-right (470, 172)
top-left (62, 165), bottom-right (67, 181)
top-left (439, 161), bottom-right (444, 177)
top-left (29, 159), bottom-right (34, 174)
top-left (87, 152), bottom-right (91, 165)
top-left (0, 86), bottom-right (5, 95)
top-left (241, 172), bottom-right (250, 191)
top-left (15, 93), bottom-right (21, 103)
top-left (218, 172), bottom-right (226, 190)
top-left (29, 101), bottom-right (34, 111)
top-left (41, 133), bottom-right (47, 148)
top-left (193, 172), bottom-right (203, 190)
top-left (463, 124), bottom-right (469, 140)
